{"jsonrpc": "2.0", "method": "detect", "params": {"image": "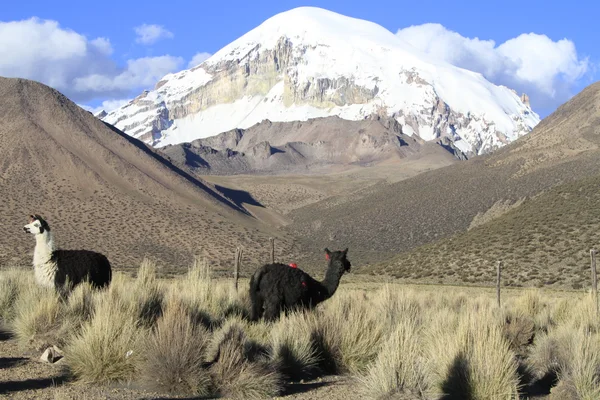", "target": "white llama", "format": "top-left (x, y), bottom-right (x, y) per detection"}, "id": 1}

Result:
top-left (23, 214), bottom-right (112, 292)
